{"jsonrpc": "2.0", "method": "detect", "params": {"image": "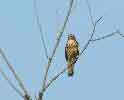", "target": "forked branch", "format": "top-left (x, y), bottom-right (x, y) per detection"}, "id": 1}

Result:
top-left (90, 31), bottom-right (124, 42)
top-left (80, 17), bottom-right (103, 55)
top-left (90, 31), bottom-right (117, 41)
top-left (38, 0), bottom-right (75, 100)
